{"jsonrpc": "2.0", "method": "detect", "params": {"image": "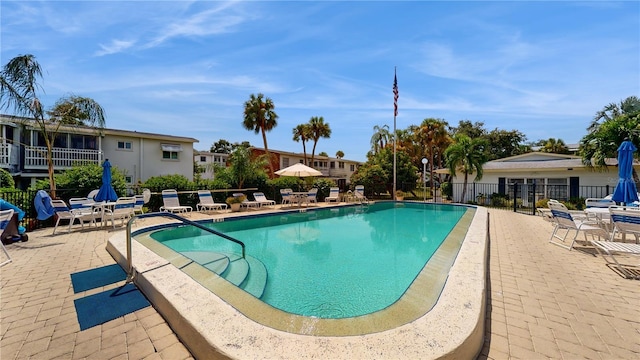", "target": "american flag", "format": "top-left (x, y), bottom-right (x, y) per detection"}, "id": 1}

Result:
top-left (393, 72), bottom-right (398, 117)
